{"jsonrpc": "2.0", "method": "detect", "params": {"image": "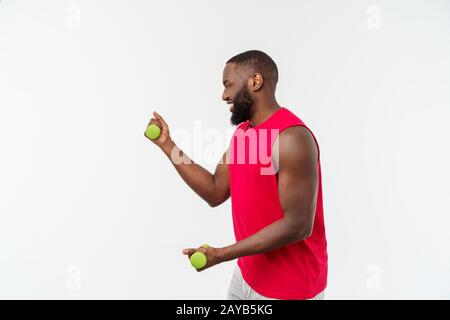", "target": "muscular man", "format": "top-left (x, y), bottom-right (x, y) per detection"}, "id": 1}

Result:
top-left (145, 50), bottom-right (327, 300)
